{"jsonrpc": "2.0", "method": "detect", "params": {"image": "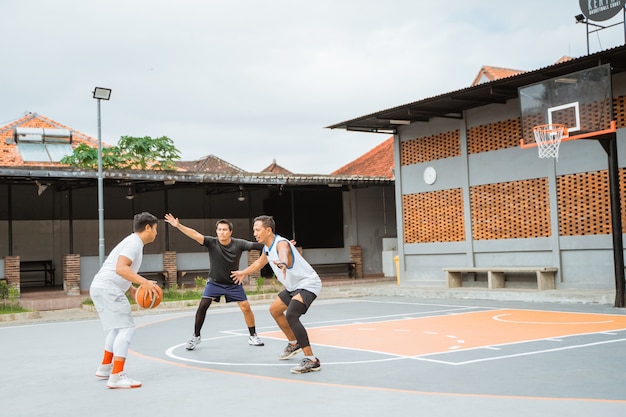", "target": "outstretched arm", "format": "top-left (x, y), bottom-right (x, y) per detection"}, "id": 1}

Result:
top-left (231, 252), bottom-right (269, 284)
top-left (164, 213), bottom-right (204, 245)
